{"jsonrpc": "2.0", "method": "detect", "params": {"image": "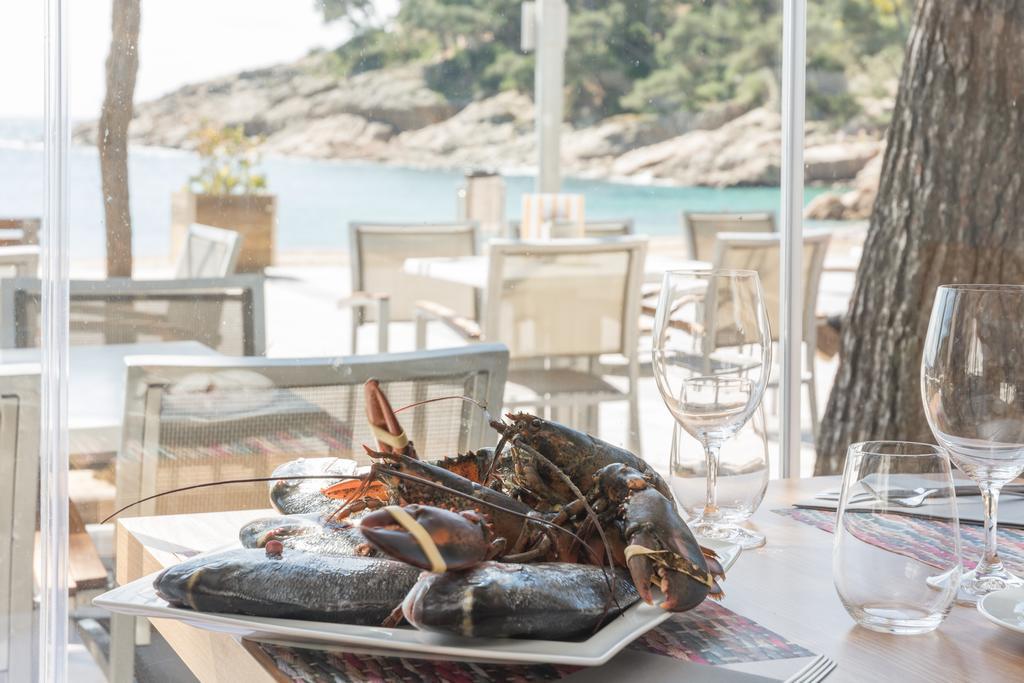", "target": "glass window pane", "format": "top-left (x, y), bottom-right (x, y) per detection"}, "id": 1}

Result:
top-left (2, 0), bottom-right (854, 676)
top-left (1, 2), bottom-right (49, 680)
top-left (807, 1), bottom-right (913, 476)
